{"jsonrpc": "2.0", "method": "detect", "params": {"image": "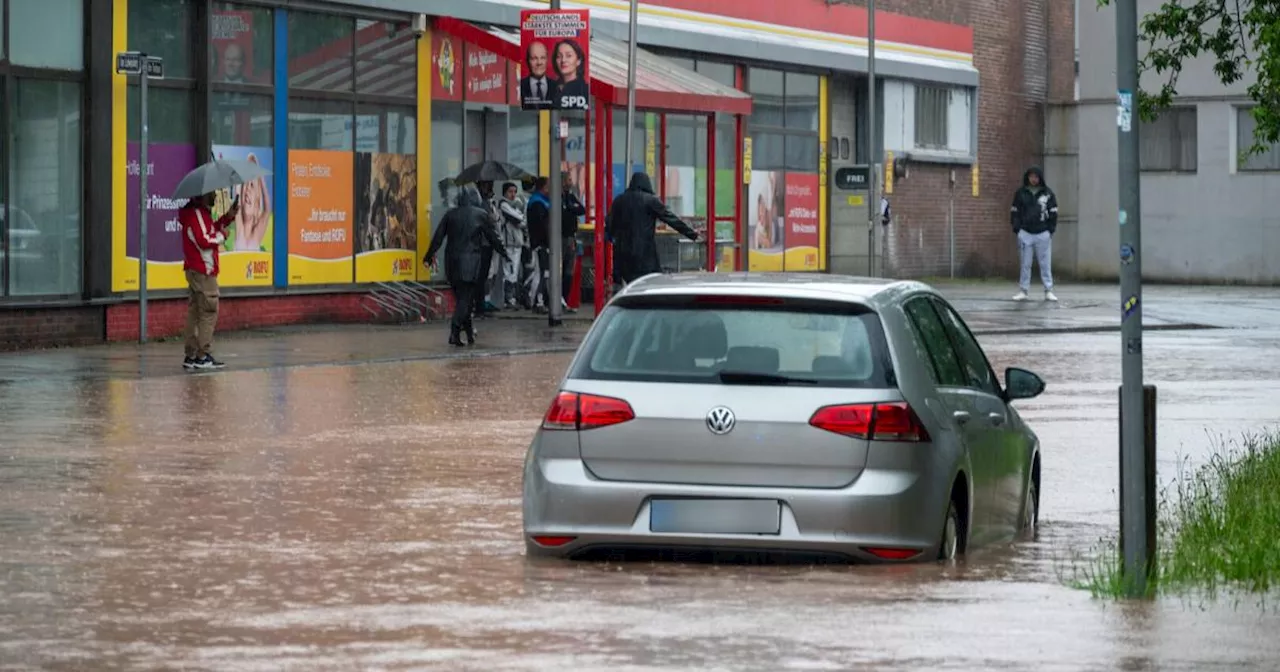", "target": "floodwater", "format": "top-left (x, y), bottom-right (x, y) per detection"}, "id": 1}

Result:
top-left (3, 329), bottom-right (1280, 670)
